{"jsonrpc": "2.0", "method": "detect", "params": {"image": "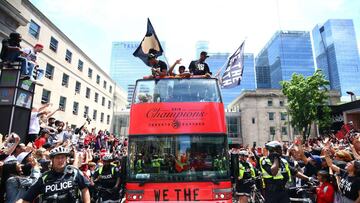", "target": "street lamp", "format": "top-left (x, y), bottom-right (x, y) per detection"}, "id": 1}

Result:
top-left (346, 91), bottom-right (356, 102)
